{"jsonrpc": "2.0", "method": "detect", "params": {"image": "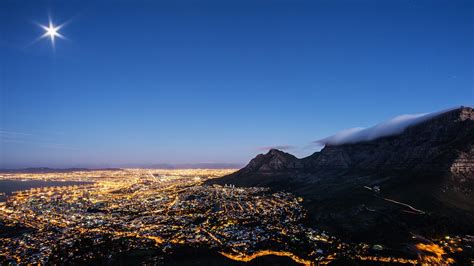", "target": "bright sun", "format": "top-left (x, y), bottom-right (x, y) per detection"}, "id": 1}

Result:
top-left (40, 19), bottom-right (64, 47)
